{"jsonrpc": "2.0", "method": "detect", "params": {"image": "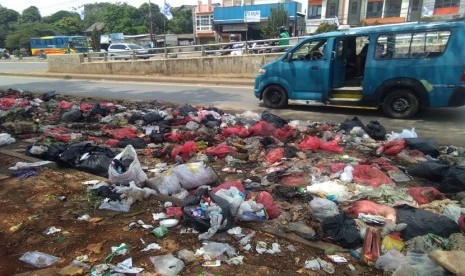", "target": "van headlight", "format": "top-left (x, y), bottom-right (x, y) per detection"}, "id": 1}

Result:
top-left (258, 68), bottom-right (266, 75)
